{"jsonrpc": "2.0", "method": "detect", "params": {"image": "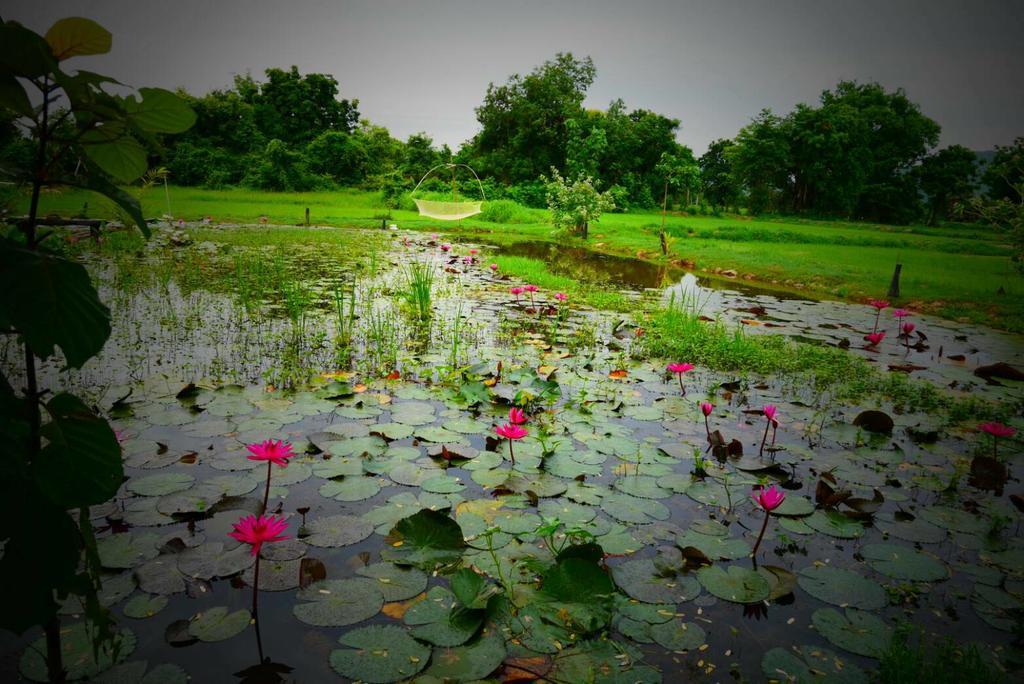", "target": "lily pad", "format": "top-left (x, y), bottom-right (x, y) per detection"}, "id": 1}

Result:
top-left (382, 509), bottom-right (466, 569)
top-left (123, 593), bottom-right (169, 619)
top-left (20, 624), bottom-right (136, 682)
top-left (811, 608), bottom-right (893, 658)
top-left (649, 618), bottom-right (706, 651)
top-left (126, 472), bottom-right (195, 496)
top-left (676, 530), bottom-right (750, 560)
top-left (601, 493), bottom-right (671, 524)
top-left (422, 632), bottom-right (506, 681)
top-left (612, 558), bottom-right (701, 604)
top-left (304, 514), bottom-right (374, 548)
top-left (177, 541), bottom-right (255, 579)
top-left (762, 644), bottom-right (868, 683)
top-left (805, 511), bottom-right (864, 539)
top-left (874, 512), bottom-right (946, 544)
top-left (329, 624), bottom-right (430, 683)
top-left (356, 563), bottom-right (429, 601)
top-left (613, 476), bottom-right (671, 499)
top-left (697, 565), bottom-right (770, 604)
top-left (187, 606), bottom-right (250, 642)
top-left (293, 578), bottom-right (384, 626)
top-left (406, 586), bottom-right (484, 646)
top-left (918, 505), bottom-right (987, 535)
top-left (862, 543), bottom-right (948, 581)
top-left (319, 476), bottom-right (382, 502)
top-left (797, 566), bottom-right (887, 610)
top-left (98, 532), bottom-right (161, 569)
